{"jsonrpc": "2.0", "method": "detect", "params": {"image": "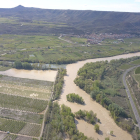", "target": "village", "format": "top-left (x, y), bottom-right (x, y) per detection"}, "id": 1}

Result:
top-left (61, 33), bottom-right (135, 44)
